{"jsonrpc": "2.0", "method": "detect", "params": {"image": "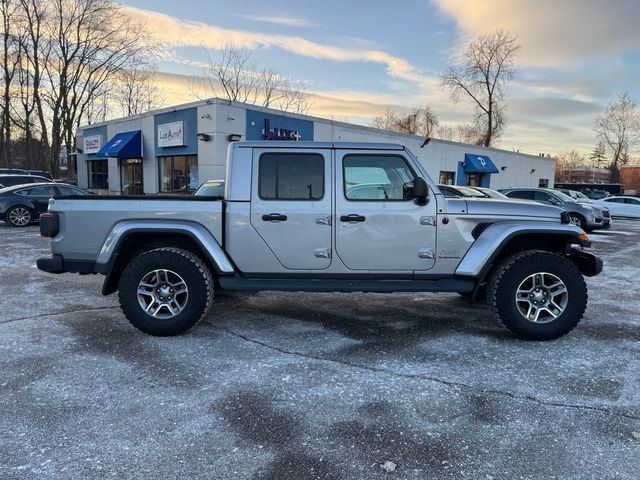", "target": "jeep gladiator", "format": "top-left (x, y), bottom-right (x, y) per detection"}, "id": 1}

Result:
top-left (37, 142), bottom-right (602, 340)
